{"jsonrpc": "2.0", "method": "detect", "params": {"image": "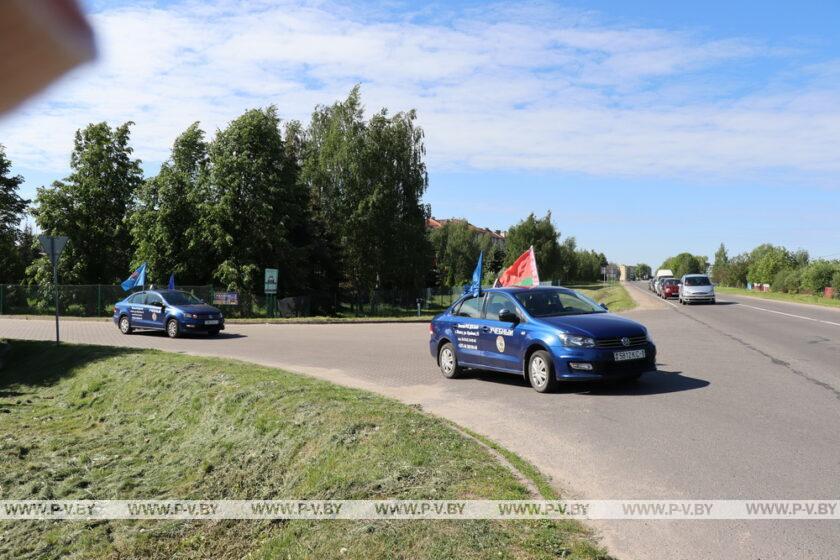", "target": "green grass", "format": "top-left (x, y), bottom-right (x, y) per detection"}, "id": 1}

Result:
top-left (716, 286), bottom-right (840, 309)
top-left (569, 283), bottom-right (637, 313)
top-left (0, 341), bottom-right (610, 560)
